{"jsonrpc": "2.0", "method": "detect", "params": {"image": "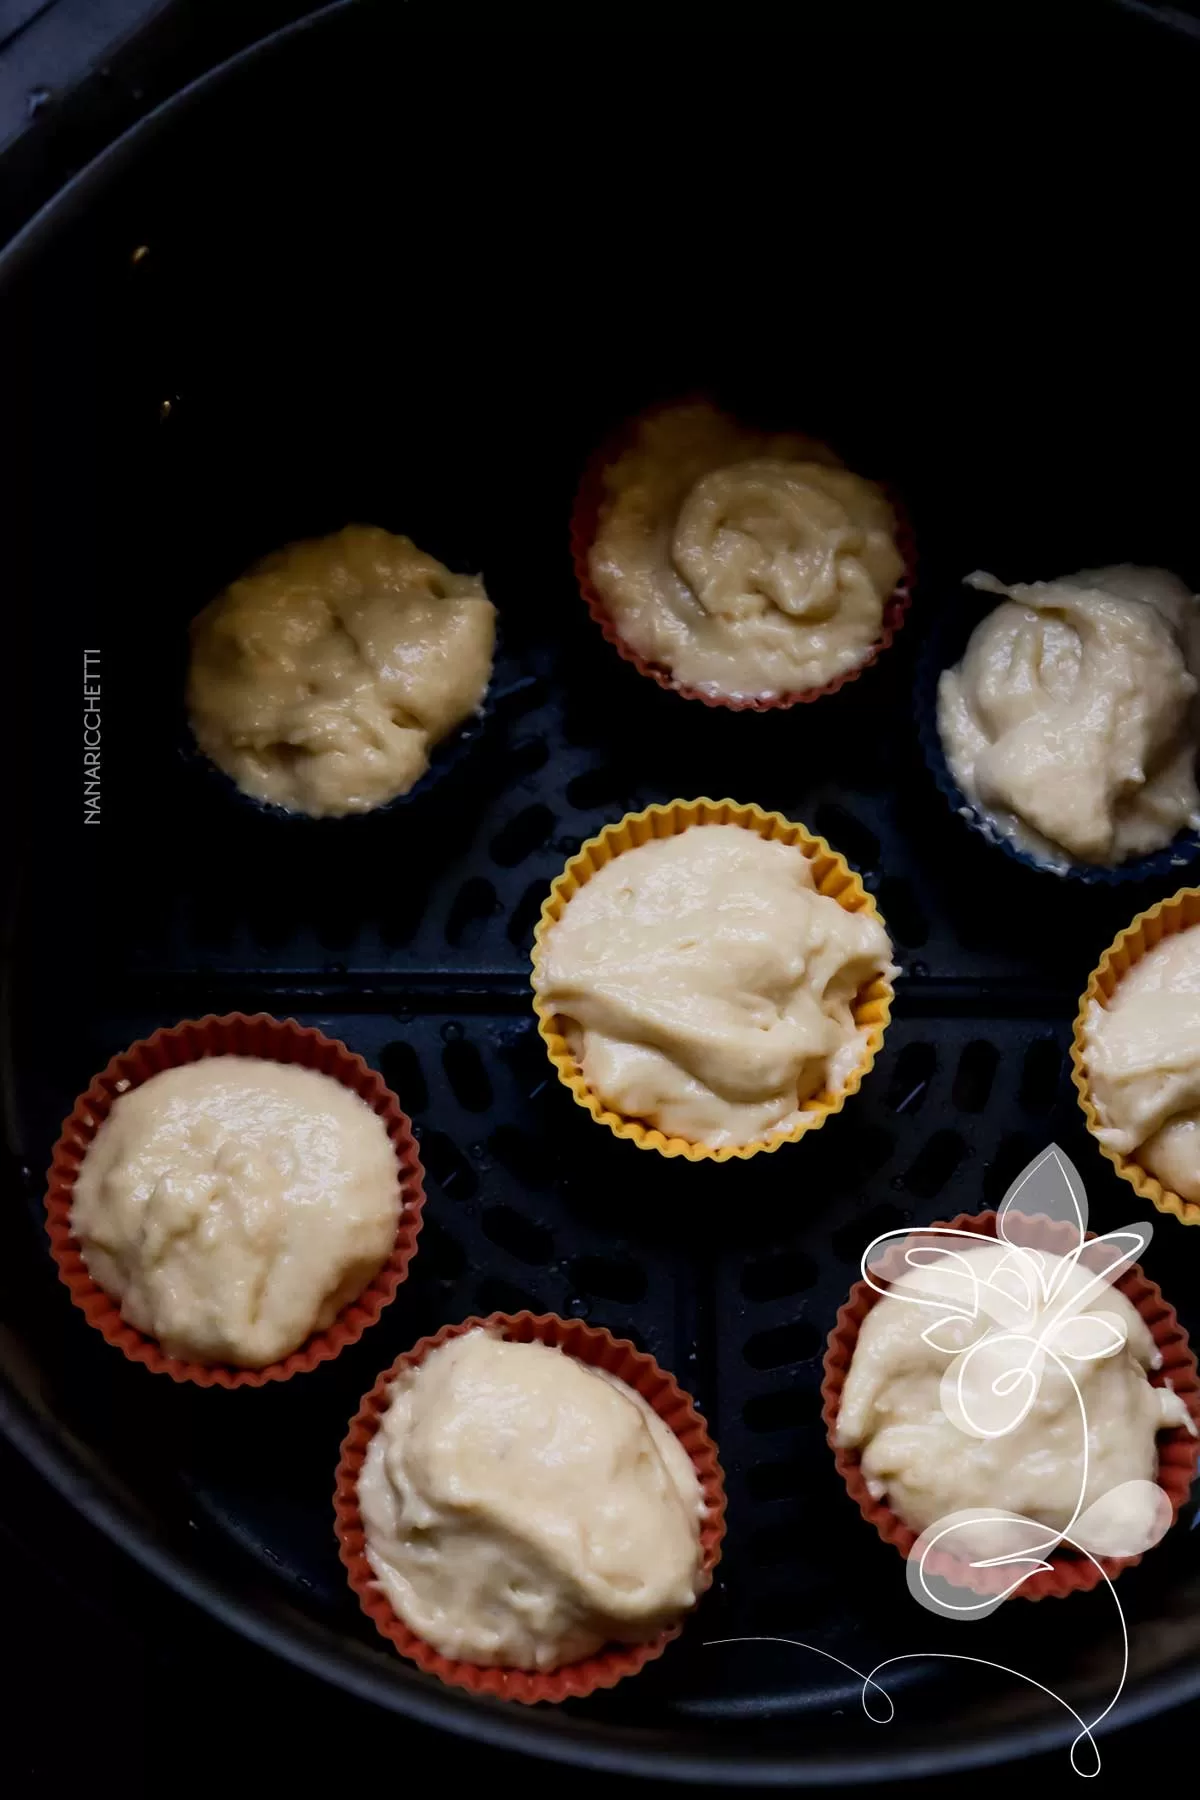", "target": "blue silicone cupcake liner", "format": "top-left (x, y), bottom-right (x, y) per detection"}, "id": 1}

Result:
top-left (914, 584), bottom-right (1200, 887)
top-left (180, 623), bottom-right (515, 828)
